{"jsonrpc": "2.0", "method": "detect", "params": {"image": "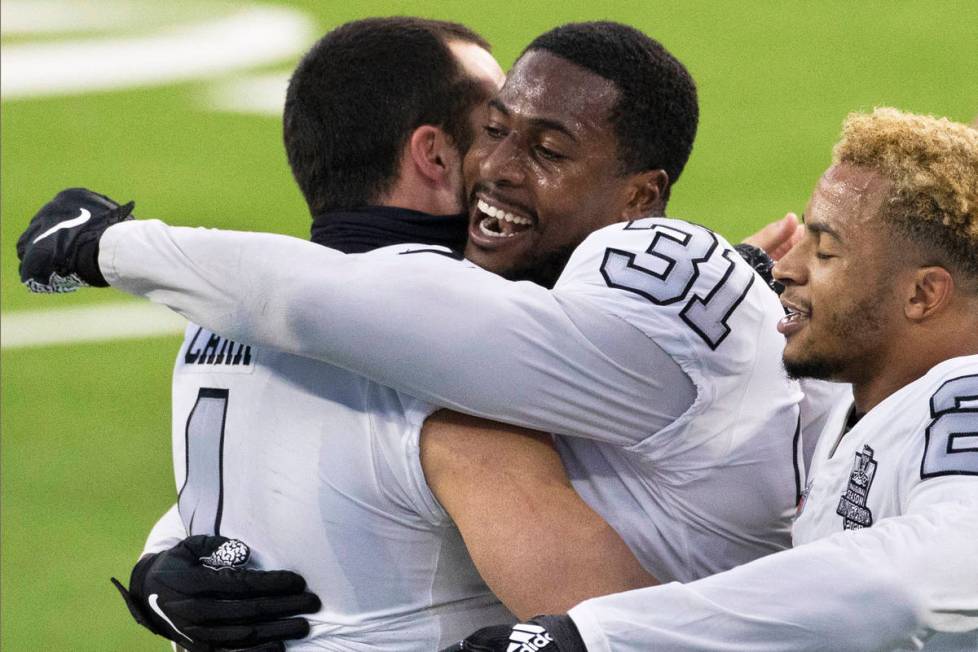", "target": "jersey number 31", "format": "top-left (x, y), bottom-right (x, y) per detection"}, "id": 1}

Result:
top-left (601, 221), bottom-right (754, 349)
